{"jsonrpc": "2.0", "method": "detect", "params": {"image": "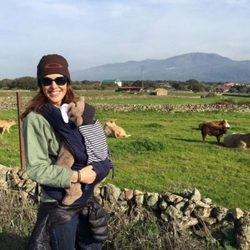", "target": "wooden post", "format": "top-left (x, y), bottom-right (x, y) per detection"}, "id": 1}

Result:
top-left (16, 92), bottom-right (26, 172)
